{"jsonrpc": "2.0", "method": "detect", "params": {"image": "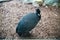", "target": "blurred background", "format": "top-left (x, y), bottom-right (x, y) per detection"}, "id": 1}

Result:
top-left (0, 0), bottom-right (60, 39)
